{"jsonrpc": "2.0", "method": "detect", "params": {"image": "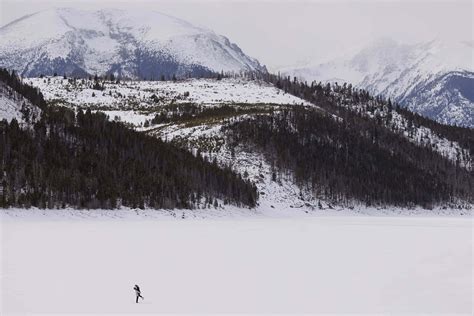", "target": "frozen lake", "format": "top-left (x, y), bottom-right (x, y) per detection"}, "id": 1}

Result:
top-left (1, 213), bottom-right (472, 314)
